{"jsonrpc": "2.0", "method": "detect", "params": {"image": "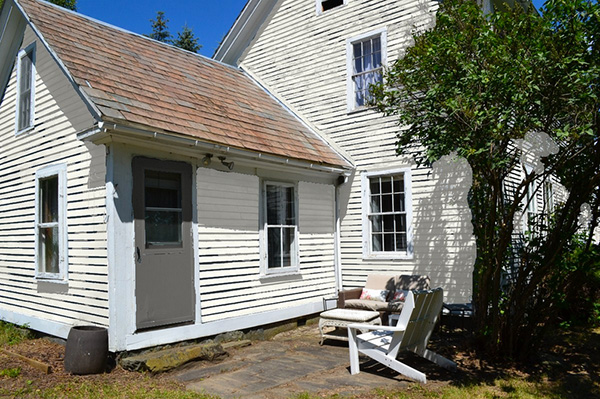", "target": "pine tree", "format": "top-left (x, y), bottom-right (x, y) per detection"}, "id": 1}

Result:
top-left (50, 0), bottom-right (76, 10)
top-left (173, 25), bottom-right (202, 53)
top-left (148, 11), bottom-right (172, 43)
